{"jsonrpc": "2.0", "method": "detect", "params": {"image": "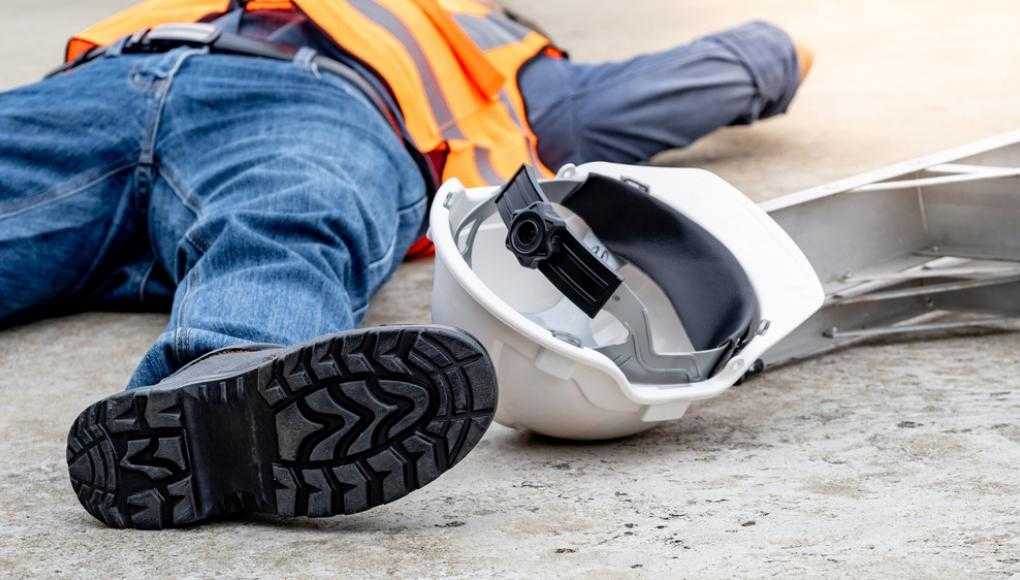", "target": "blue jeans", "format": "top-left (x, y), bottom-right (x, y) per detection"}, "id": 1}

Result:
top-left (0, 47), bottom-right (427, 387)
top-left (0, 21), bottom-right (798, 388)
